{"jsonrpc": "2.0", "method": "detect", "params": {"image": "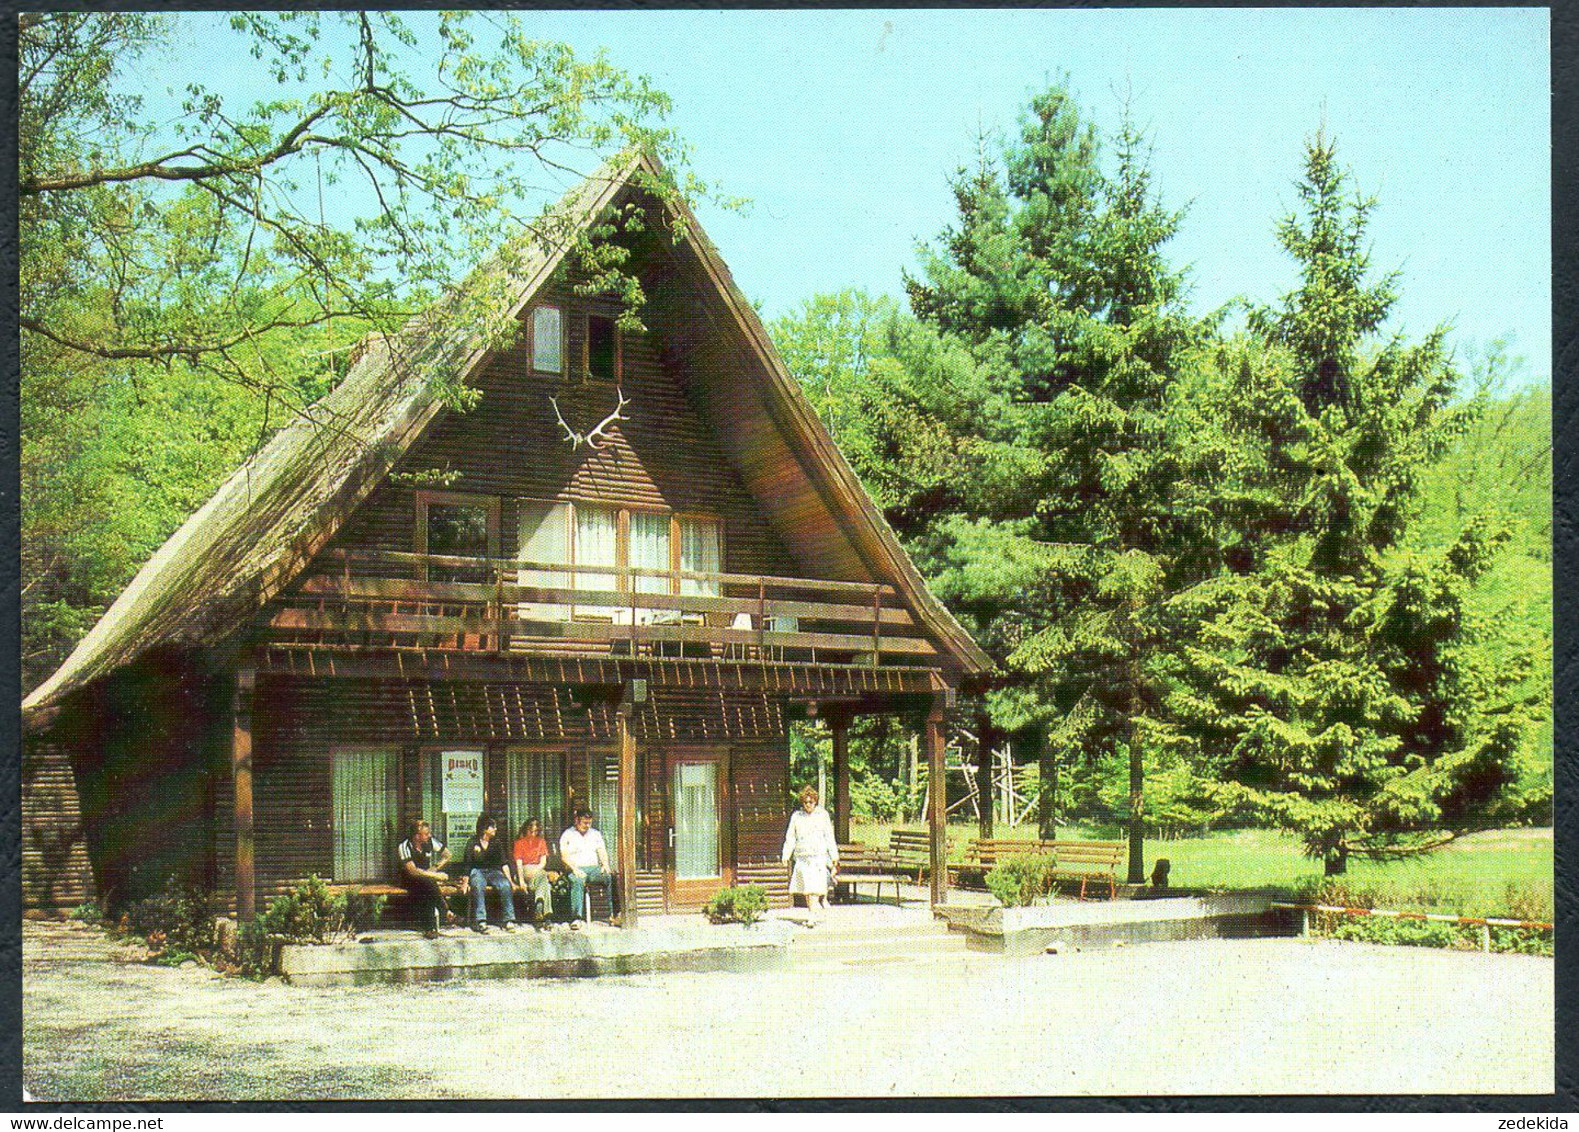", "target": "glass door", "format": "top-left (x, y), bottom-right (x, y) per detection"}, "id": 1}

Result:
top-left (673, 762), bottom-right (720, 879)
